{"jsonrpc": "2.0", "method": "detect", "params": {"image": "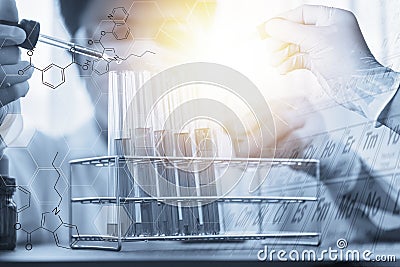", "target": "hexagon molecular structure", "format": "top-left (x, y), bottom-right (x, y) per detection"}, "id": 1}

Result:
top-left (54, 223), bottom-right (80, 249)
top-left (6, 148), bottom-right (39, 187)
top-left (113, 23), bottom-right (131, 40)
top-left (92, 59), bottom-right (110, 75)
top-left (7, 128), bottom-right (36, 149)
top-left (91, 20), bottom-right (116, 44)
top-left (109, 7), bottom-right (129, 24)
top-left (0, 177), bottom-right (19, 211)
top-left (30, 169), bottom-right (67, 205)
top-left (95, 31), bottom-right (134, 59)
top-left (42, 64), bottom-right (65, 89)
top-left (131, 1), bottom-right (164, 39)
top-left (188, 0), bottom-right (217, 24)
top-left (103, 48), bottom-right (118, 61)
top-left (27, 131), bottom-right (69, 169)
top-left (0, 114), bottom-right (23, 147)
top-left (41, 211), bottom-right (63, 232)
top-left (14, 186), bottom-right (31, 213)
